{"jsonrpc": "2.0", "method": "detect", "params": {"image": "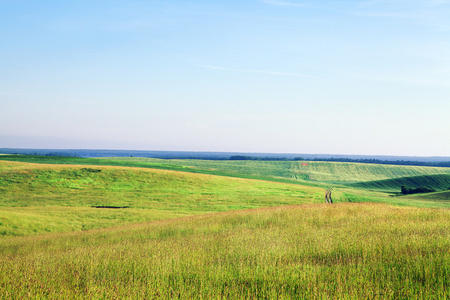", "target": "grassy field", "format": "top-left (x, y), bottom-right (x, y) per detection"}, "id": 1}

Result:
top-left (99, 157), bottom-right (450, 184)
top-left (418, 190), bottom-right (450, 199)
top-left (2, 203), bottom-right (450, 299)
top-left (405, 190), bottom-right (450, 203)
top-left (0, 160), bottom-right (325, 237)
top-left (2, 155), bottom-right (450, 298)
top-left (2, 157), bottom-right (450, 237)
top-left (3, 155), bottom-right (450, 188)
